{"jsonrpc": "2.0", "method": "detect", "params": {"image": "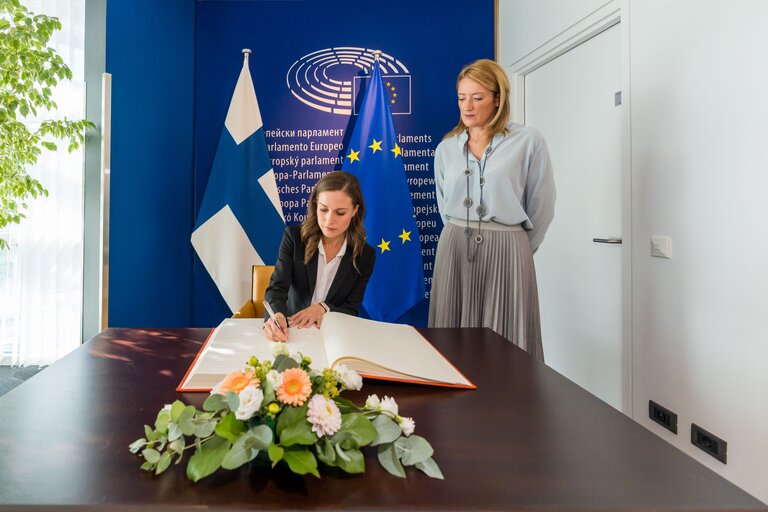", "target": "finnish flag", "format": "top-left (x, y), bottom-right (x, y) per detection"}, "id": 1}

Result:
top-left (192, 50), bottom-right (284, 312)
